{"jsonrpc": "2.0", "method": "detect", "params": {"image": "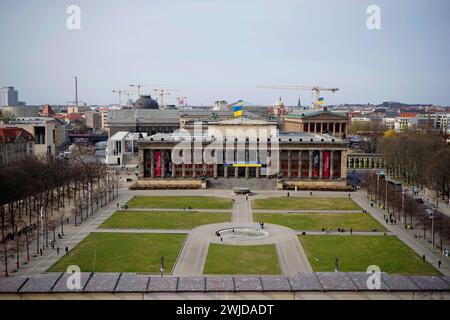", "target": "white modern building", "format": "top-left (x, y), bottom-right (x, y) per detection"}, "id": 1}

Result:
top-left (106, 131), bottom-right (148, 166)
